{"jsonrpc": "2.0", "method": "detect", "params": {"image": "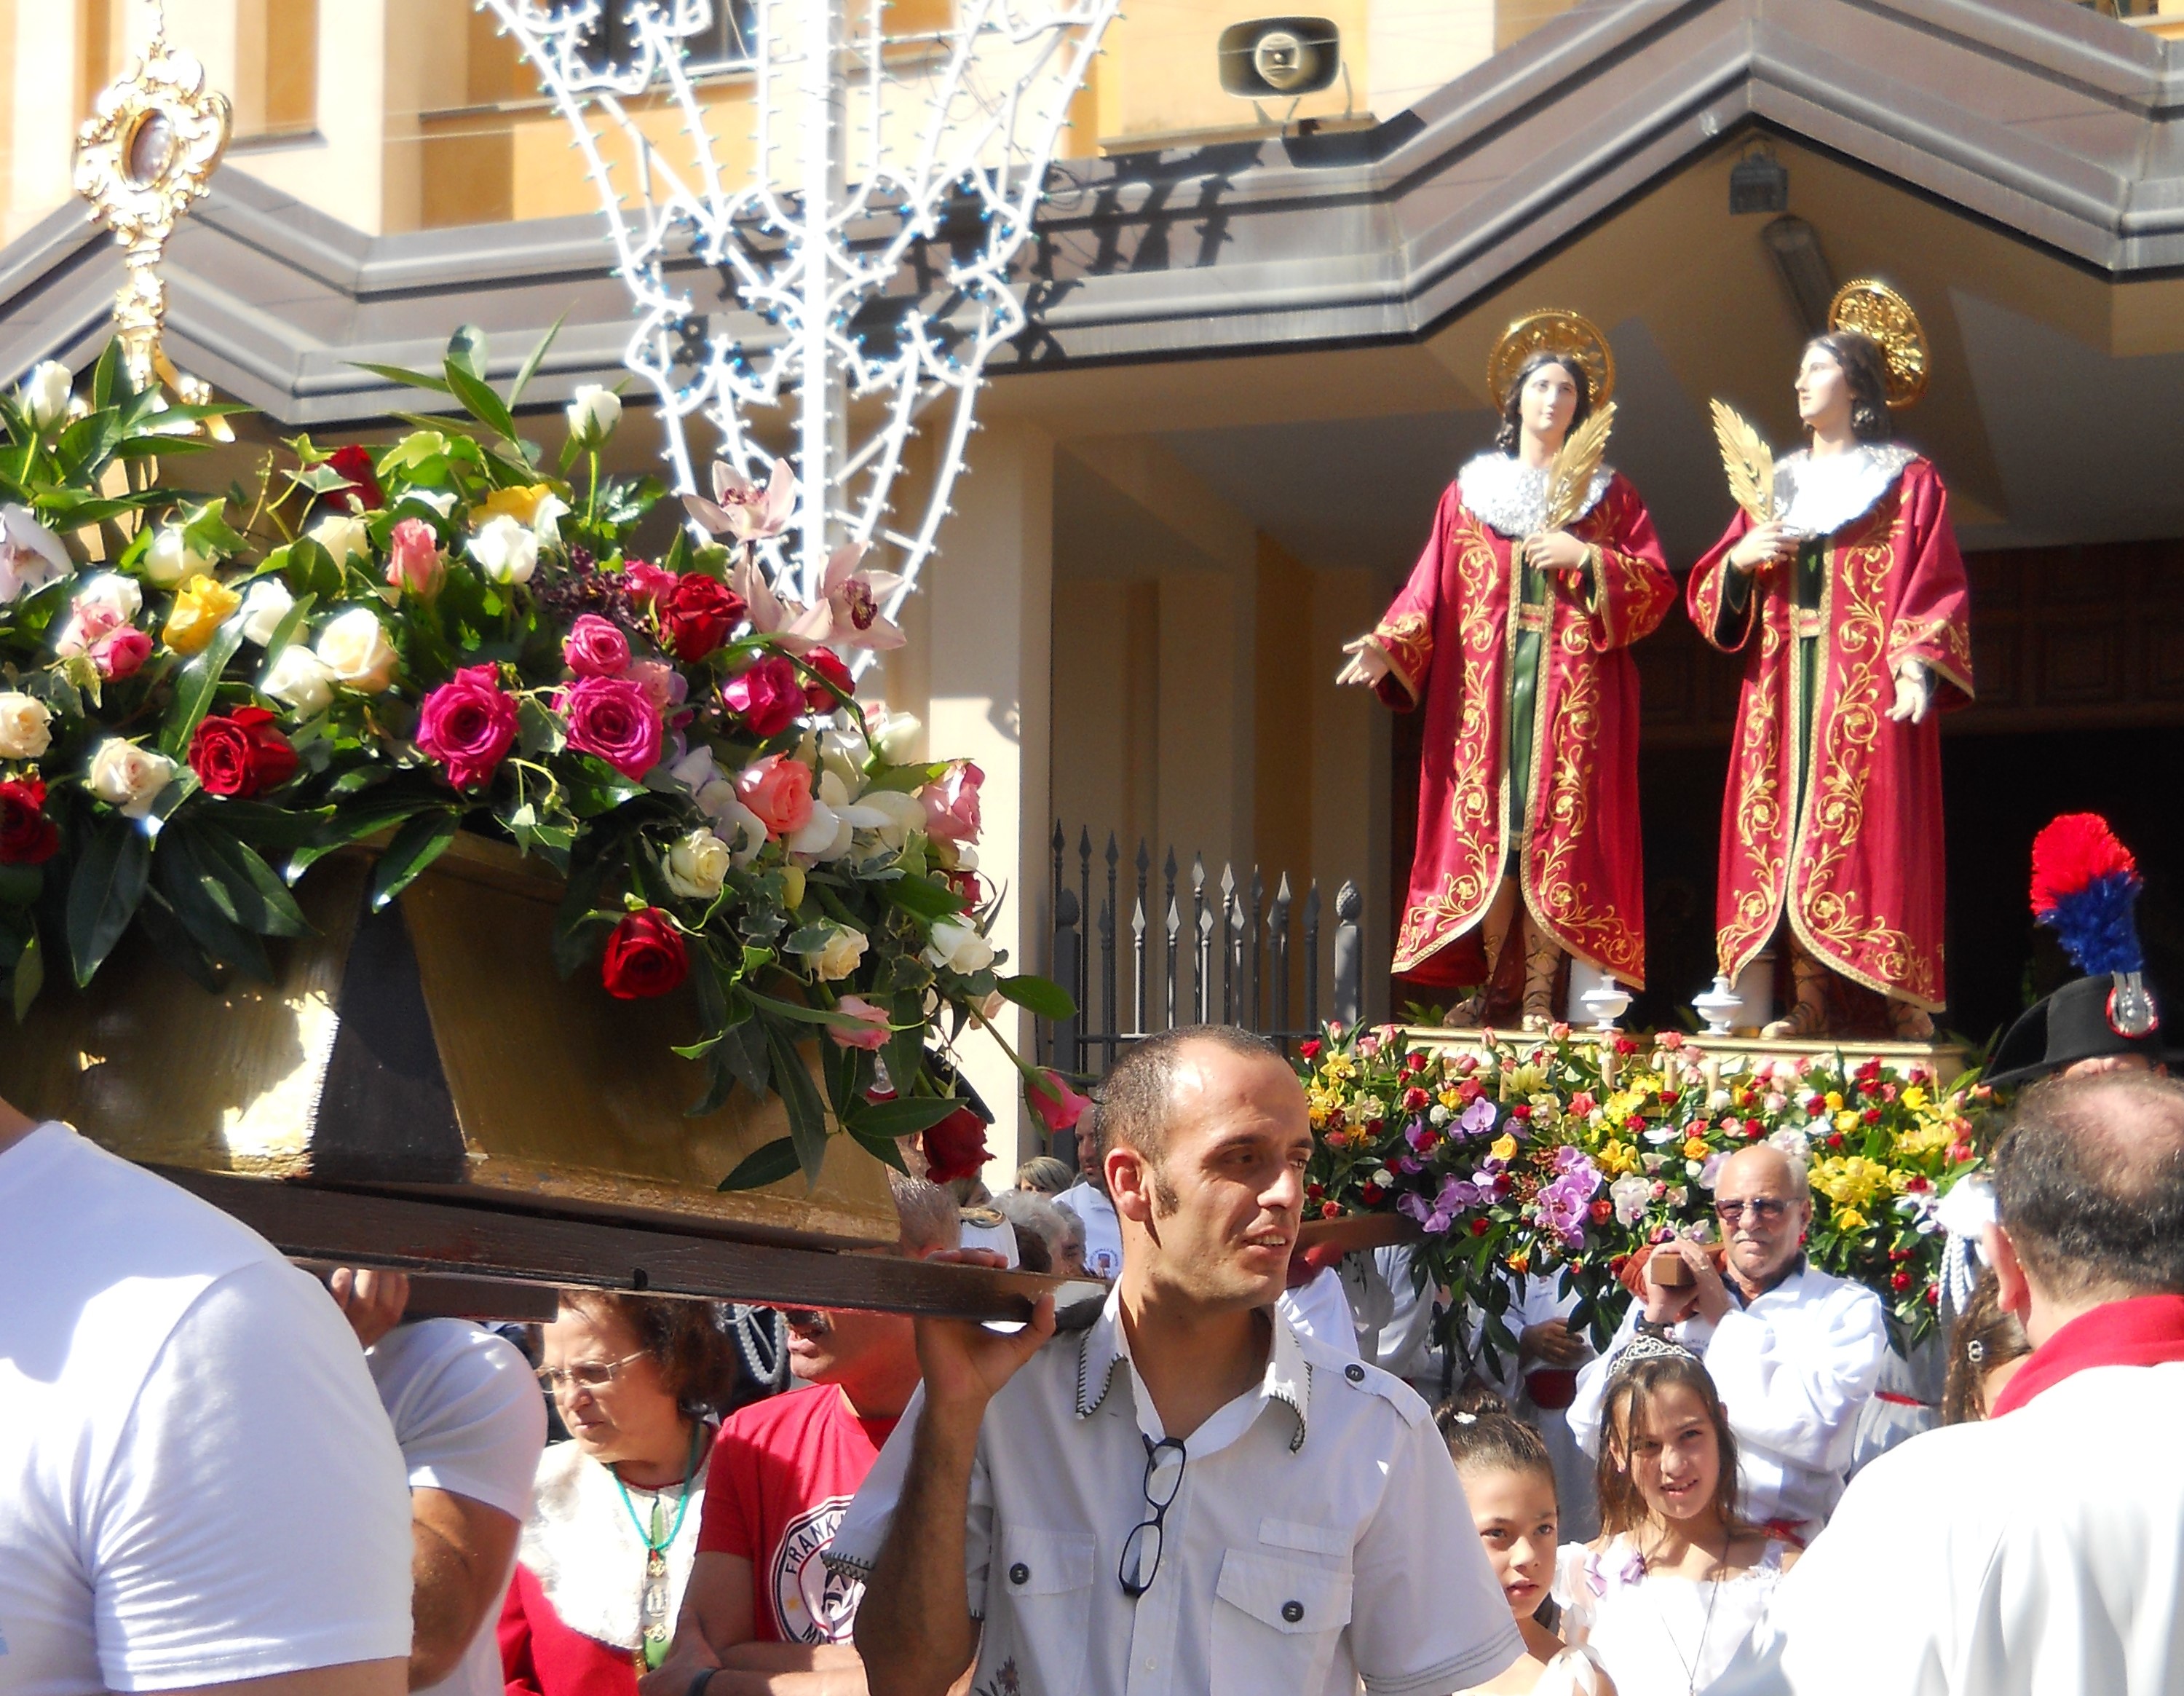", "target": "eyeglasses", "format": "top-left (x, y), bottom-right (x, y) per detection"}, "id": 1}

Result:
top-left (535, 1350), bottom-right (645, 1395)
top-left (1117, 1437), bottom-right (1186, 1599)
top-left (1716, 1198), bottom-right (1792, 1224)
